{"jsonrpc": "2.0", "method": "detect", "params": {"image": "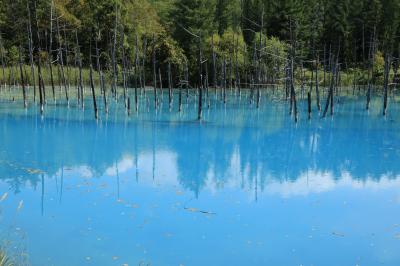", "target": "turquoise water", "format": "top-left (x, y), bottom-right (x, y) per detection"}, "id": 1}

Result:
top-left (1, 91), bottom-right (400, 265)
